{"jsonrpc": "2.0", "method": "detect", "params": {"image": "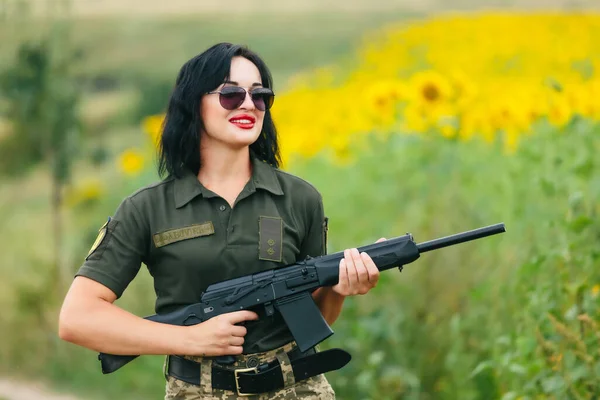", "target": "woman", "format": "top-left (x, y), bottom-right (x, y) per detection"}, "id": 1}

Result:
top-left (59, 42), bottom-right (383, 399)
